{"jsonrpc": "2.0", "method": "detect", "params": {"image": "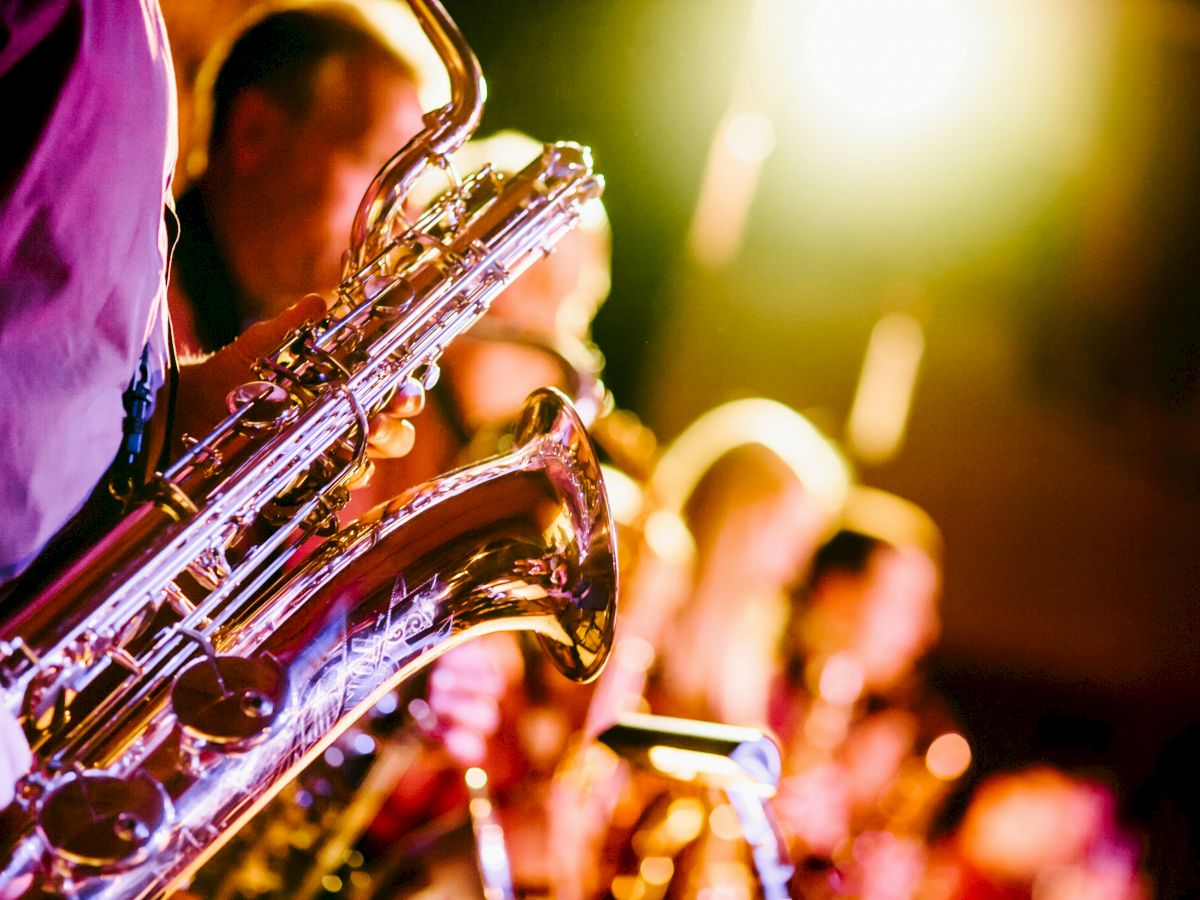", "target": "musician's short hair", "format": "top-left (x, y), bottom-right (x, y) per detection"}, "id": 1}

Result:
top-left (200, 2), bottom-right (422, 159)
